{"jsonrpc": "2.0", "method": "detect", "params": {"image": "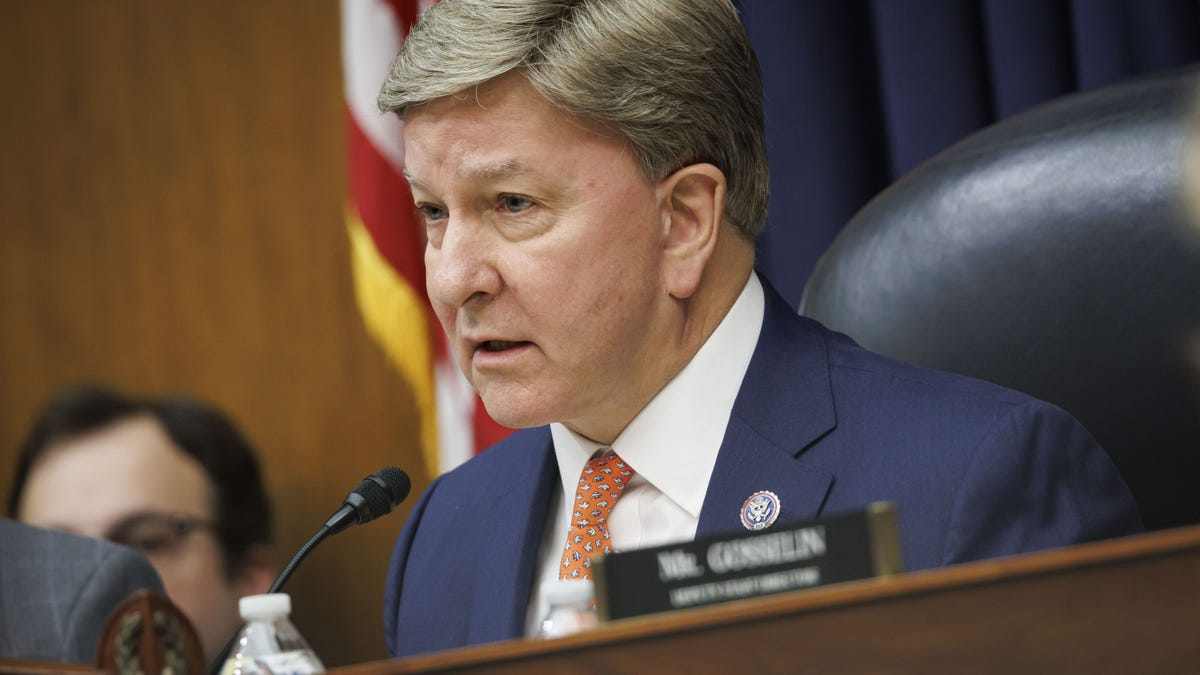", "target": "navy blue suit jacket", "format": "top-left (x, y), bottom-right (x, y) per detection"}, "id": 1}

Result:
top-left (384, 280), bottom-right (1142, 658)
